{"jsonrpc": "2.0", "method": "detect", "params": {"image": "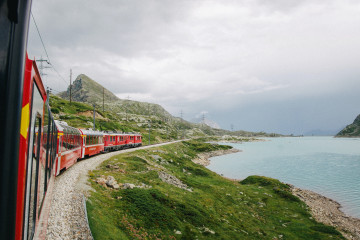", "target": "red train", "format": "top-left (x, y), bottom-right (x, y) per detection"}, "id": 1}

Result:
top-left (16, 57), bottom-right (143, 239)
top-left (1, 3), bottom-right (143, 239)
top-left (0, 9), bottom-right (142, 238)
